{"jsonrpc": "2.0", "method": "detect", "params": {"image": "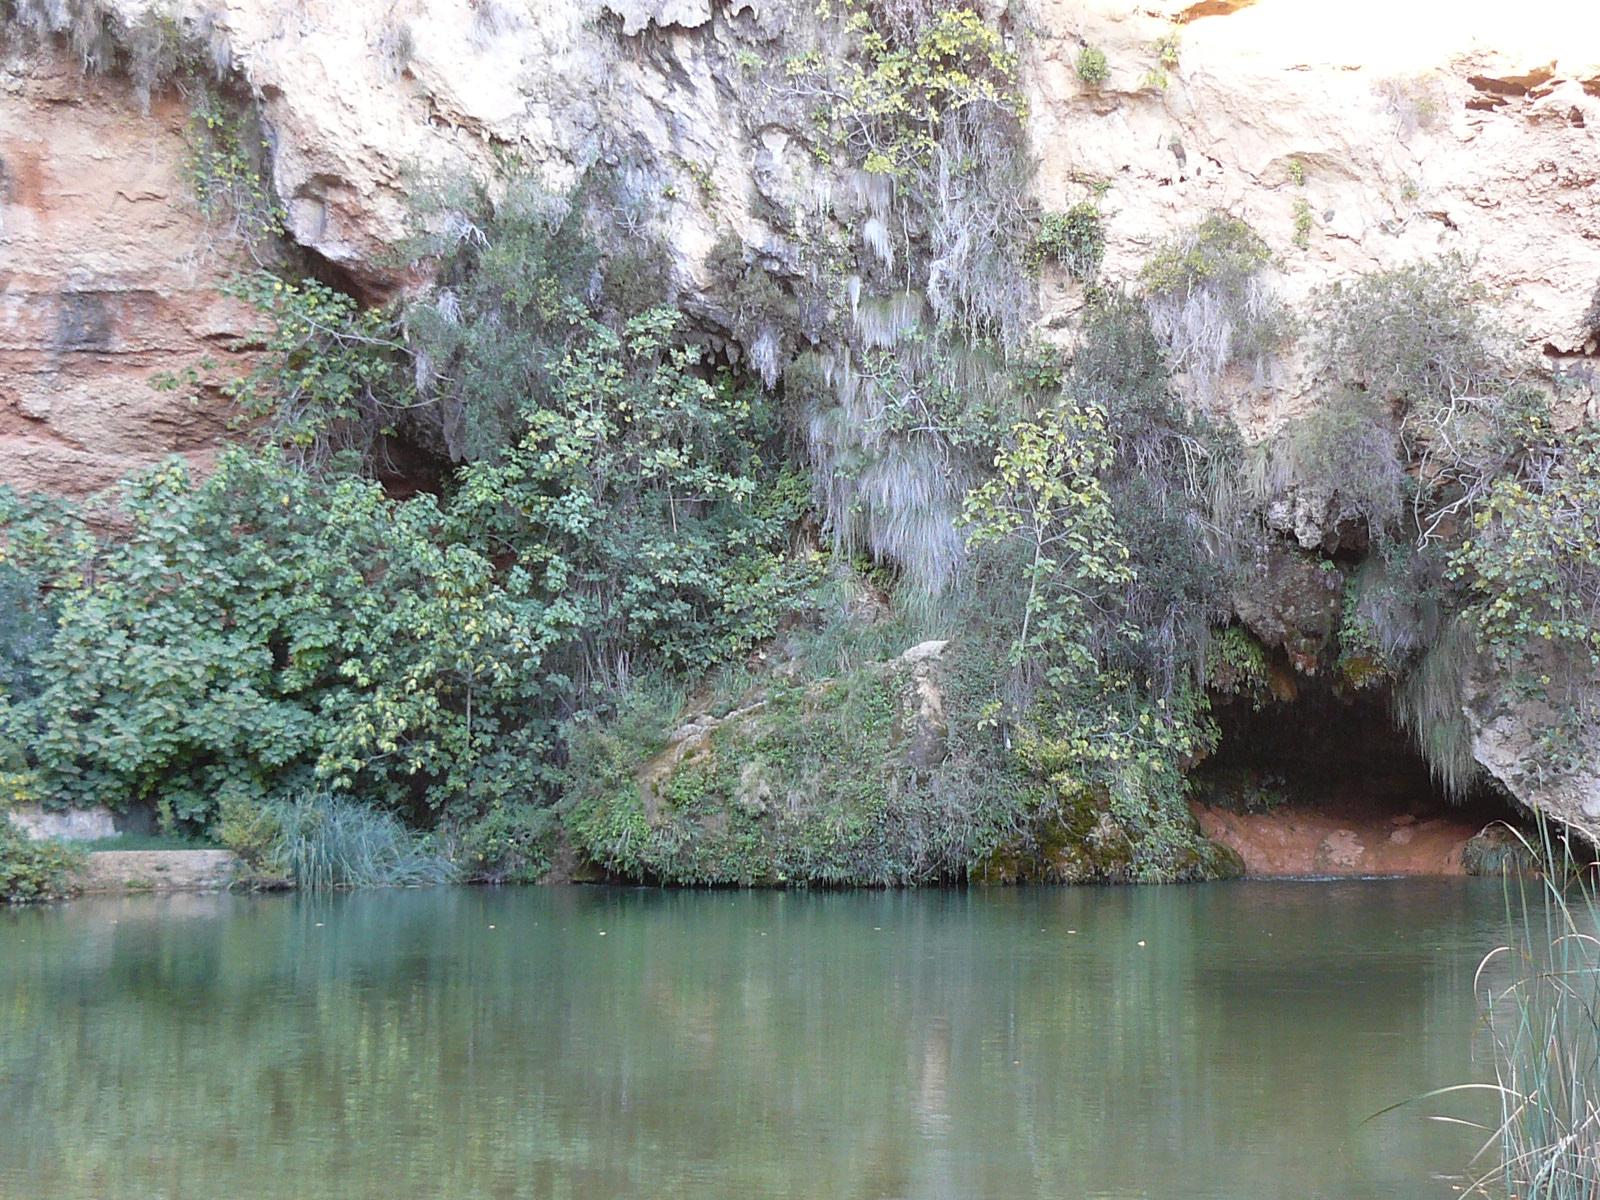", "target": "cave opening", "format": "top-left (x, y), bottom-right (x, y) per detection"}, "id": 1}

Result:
top-left (1191, 677), bottom-right (1522, 876)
